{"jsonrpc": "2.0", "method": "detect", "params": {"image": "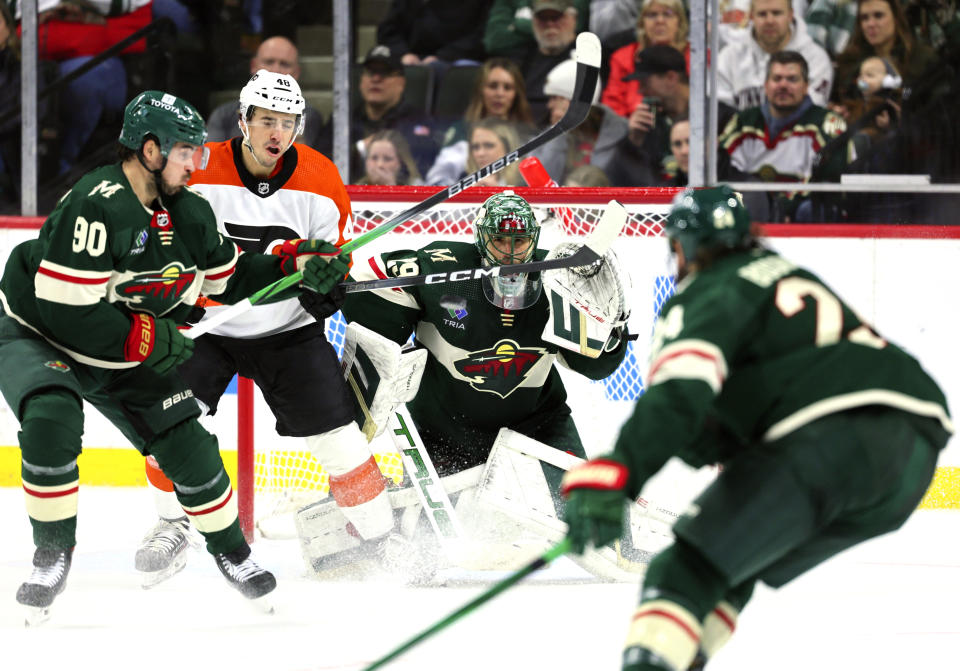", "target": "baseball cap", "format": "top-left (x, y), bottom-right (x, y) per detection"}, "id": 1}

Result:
top-left (532, 0), bottom-right (574, 15)
top-left (362, 45), bottom-right (403, 74)
top-left (623, 45), bottom-right (686, 81)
